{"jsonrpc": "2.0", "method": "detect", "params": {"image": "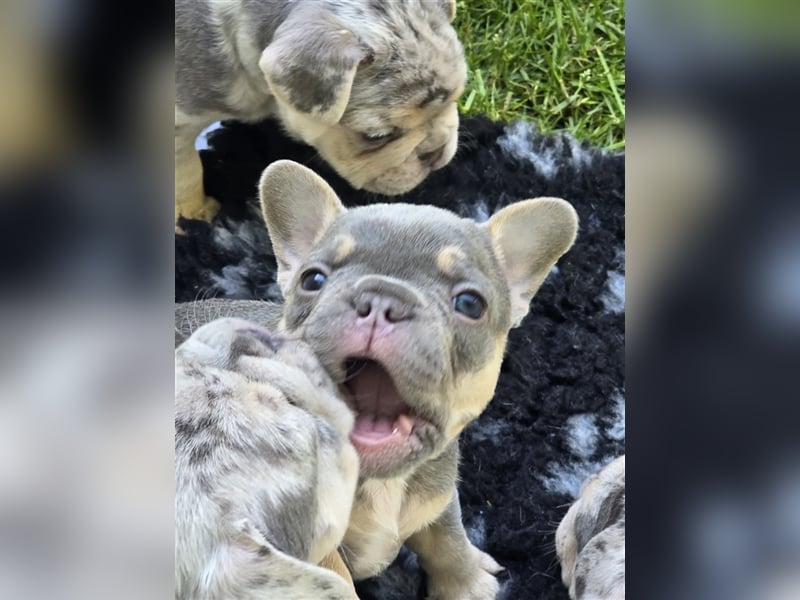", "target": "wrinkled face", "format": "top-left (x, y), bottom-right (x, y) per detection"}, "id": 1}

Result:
top-left (279, 204), bottom-right (513, 478)
top-left (271, 2), bottom-right (466, 195)
top-left (301, 94), bottom-right (461, 196)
